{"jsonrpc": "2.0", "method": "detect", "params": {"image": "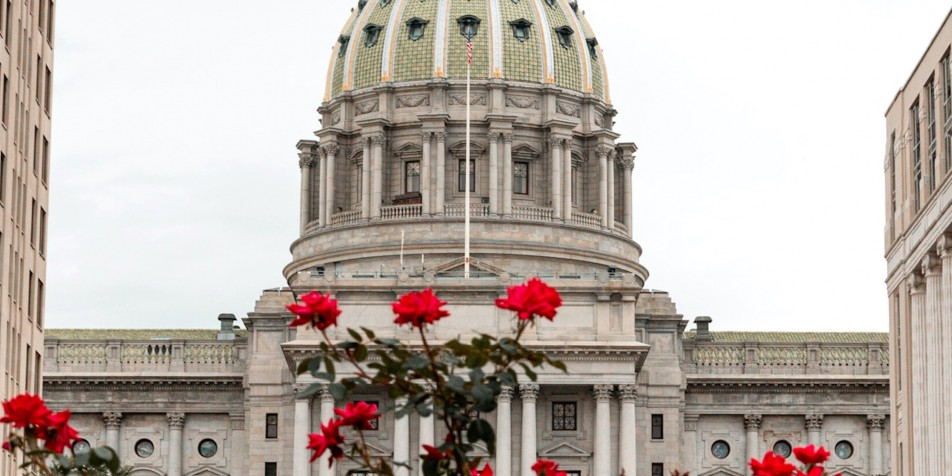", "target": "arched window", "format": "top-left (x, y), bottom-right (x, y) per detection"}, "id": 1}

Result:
top-left (555, 26), bottom-right (574, 49)
top-left (337, 35), bottom-right (350, 58)
top-left (458, 16), bottom-right (480, 40)
top-left (363, 24), bottom-right (383, 48)
top-left (406, 18), bottom-right (428, 41)
top-left (586, 38), bottom-right (599, 60)
top-left (510, 19), bottom-right (532, 42)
